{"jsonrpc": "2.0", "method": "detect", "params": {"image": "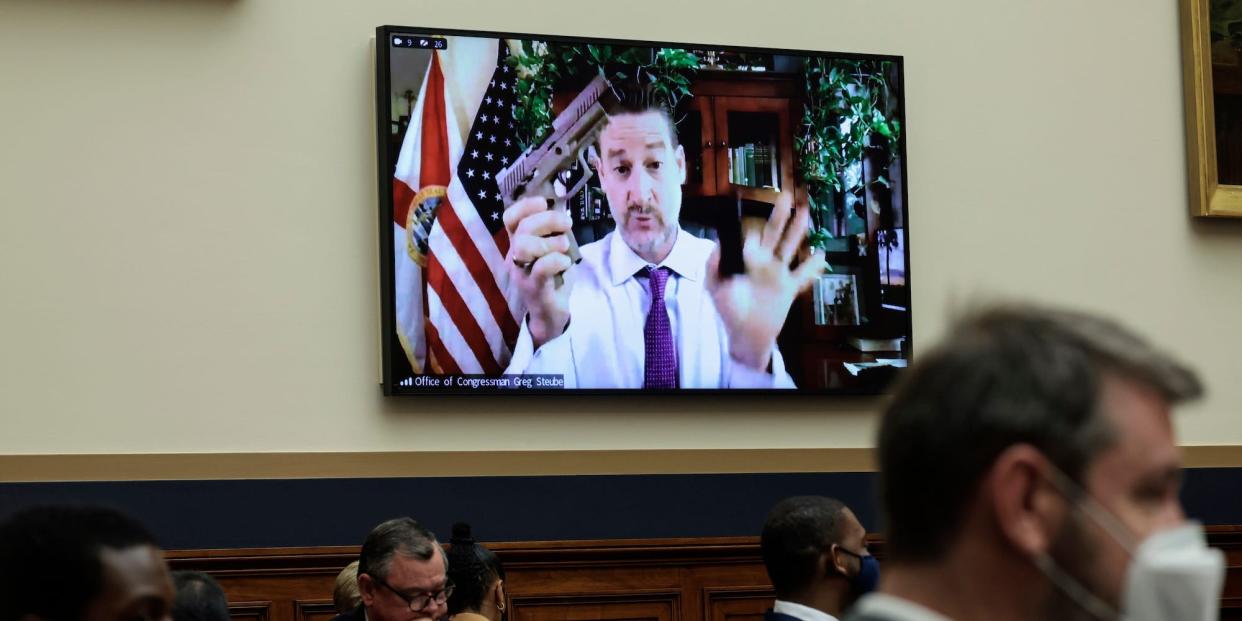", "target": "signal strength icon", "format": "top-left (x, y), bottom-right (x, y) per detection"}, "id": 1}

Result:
top-left (399, 377), bottom-right (414, 387)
